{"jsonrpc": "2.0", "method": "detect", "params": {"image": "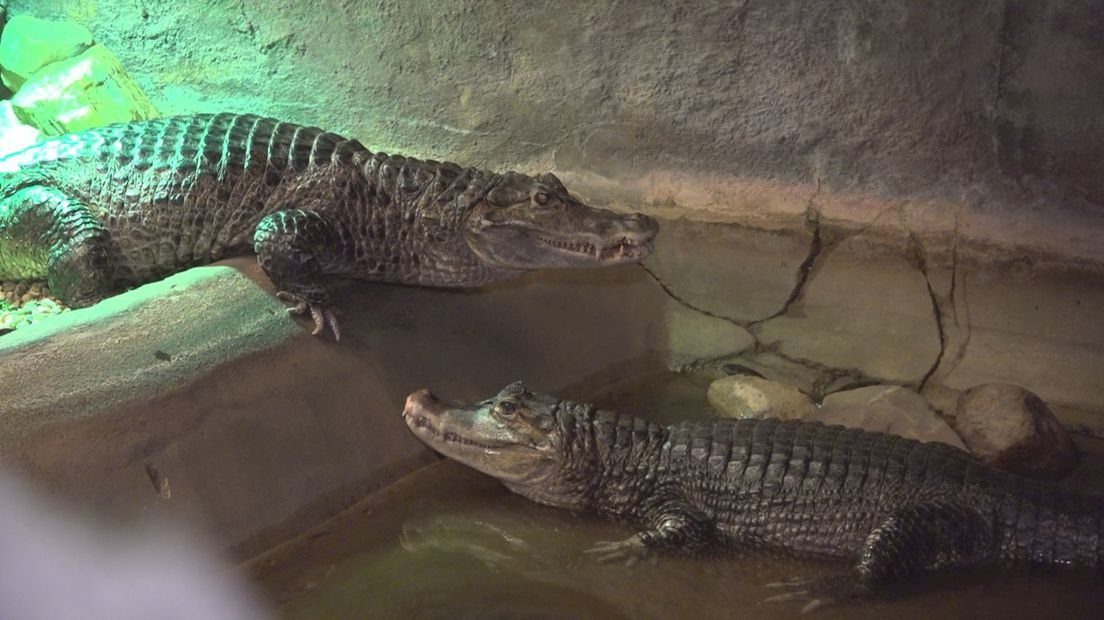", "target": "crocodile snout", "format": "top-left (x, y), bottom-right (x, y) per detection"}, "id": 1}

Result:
top-left (403, 389), bottom-right (440, 419)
